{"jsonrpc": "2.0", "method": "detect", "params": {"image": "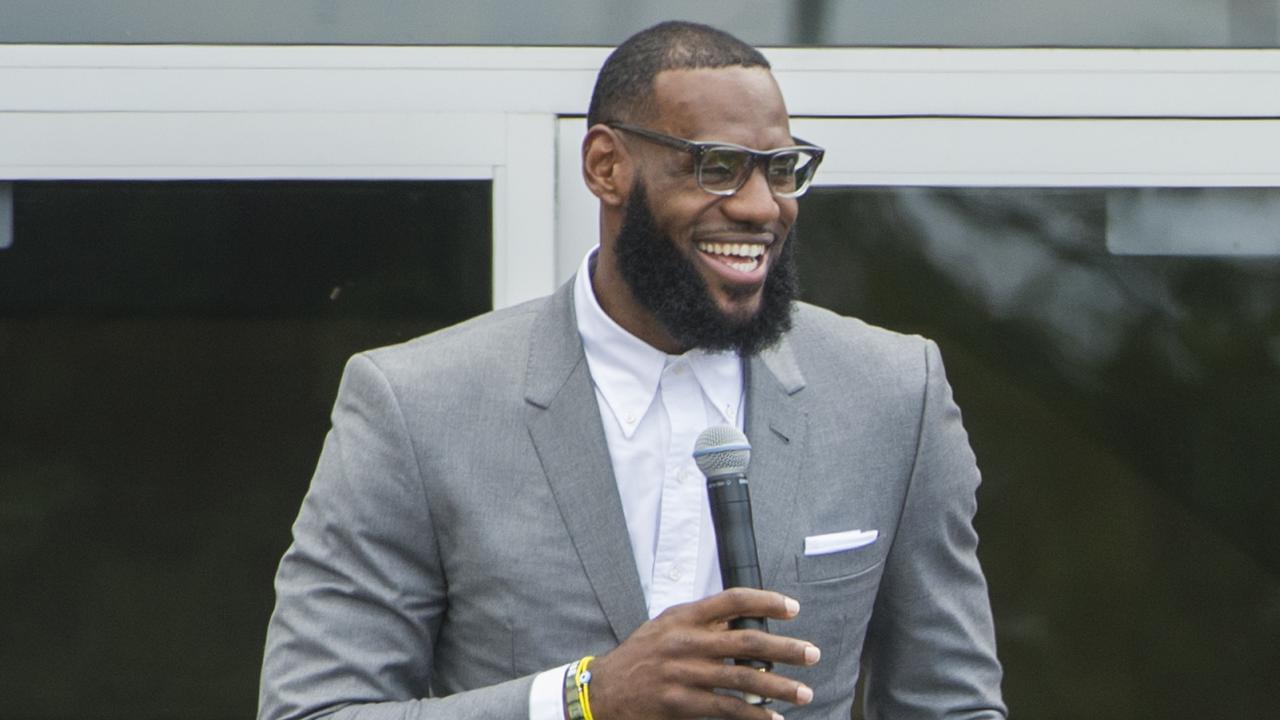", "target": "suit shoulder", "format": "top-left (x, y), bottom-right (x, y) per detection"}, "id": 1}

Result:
top-left (778, 302), bottom-right (940, 398)
top-left (767, 304), bottom-right (952, 454)
top-left (790, 301), bottom-right (931, 360)
top-left (354, 296), bottom-right (544, 385)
